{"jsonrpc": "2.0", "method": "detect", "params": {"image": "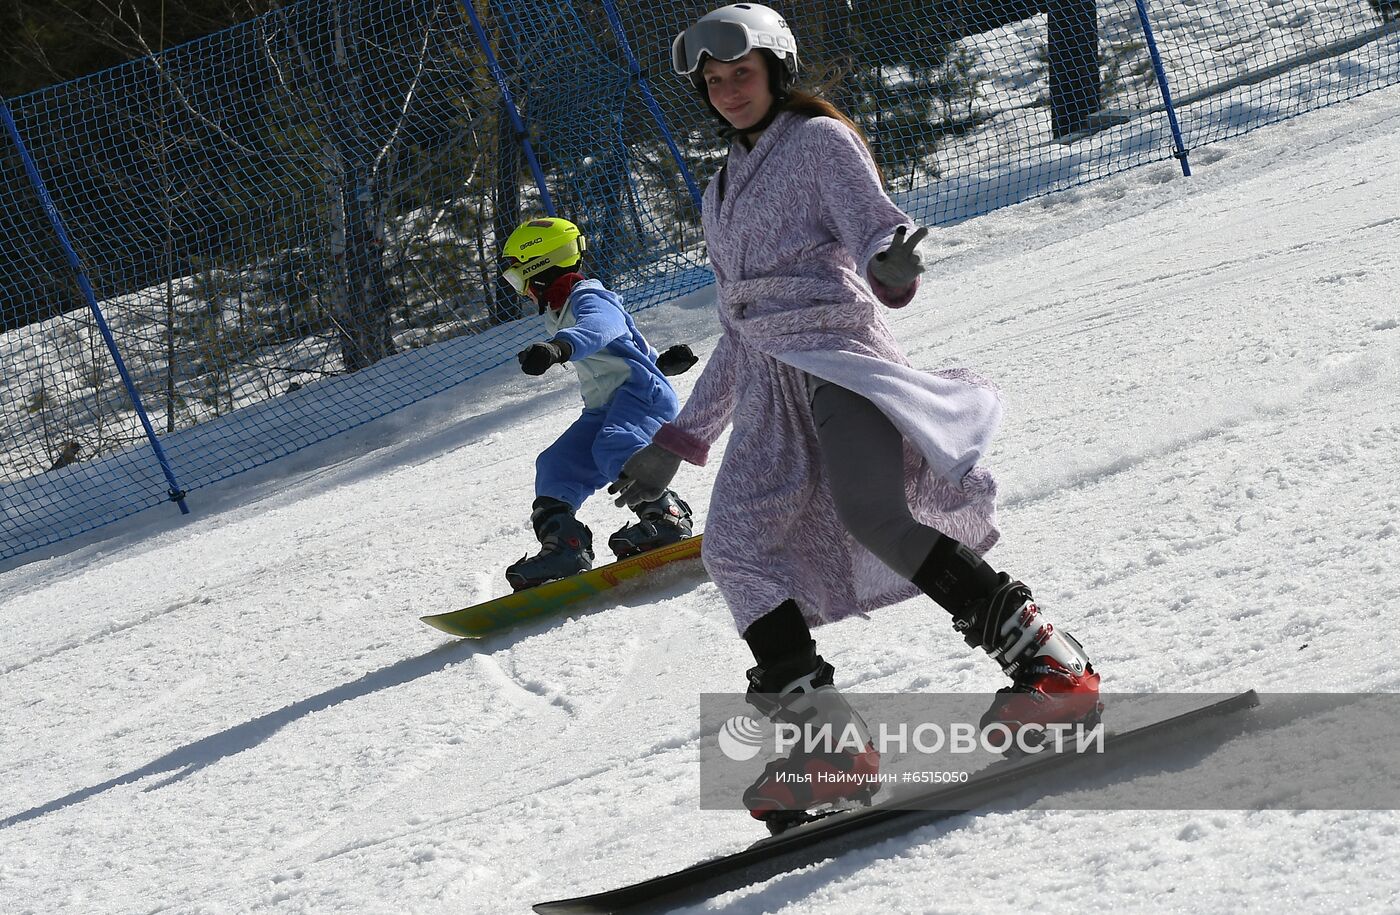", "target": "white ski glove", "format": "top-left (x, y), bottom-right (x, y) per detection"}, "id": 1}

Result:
top-left (868, 225), bottom-right (929, 289)
top-left (609, 442), bottom-right (683, 509)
